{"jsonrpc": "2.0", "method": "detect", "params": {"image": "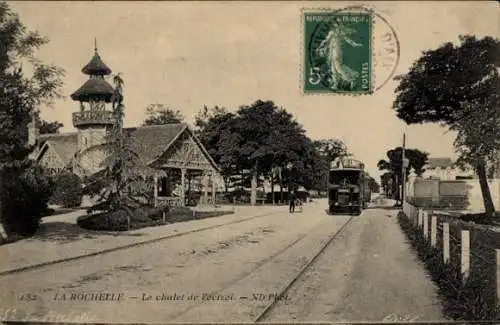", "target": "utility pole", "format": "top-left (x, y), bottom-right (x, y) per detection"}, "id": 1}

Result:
top-left (401, 133), bottom-right (407, 205)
